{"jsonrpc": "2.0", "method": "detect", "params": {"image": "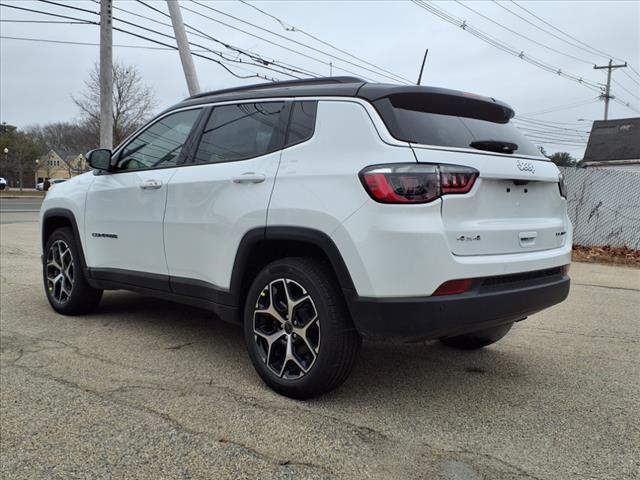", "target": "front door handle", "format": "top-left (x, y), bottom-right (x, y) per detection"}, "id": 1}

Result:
top-left (140, 179), bottom-right (162, 190)
top-left (231, 173), bottom-right (266, 184)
